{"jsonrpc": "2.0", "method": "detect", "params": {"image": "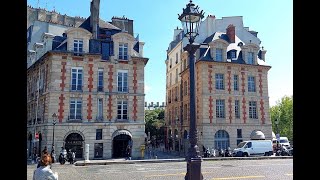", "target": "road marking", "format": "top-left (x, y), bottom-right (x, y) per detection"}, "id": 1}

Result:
top-left (145, 171), bottom-right (213, 177)
top-left (212, 175), bottom-right (265, 180)
top-left (285, 173), bottom-right (293, 176)
top-left (145, 172), bottom-right (185, 177)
